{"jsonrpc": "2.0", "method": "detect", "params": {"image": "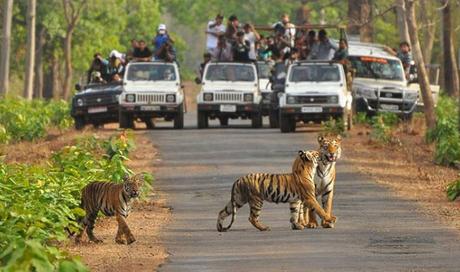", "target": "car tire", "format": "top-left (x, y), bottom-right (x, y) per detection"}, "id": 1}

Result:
top-left (197, 110), bottom-right (208, 129)
top-left (92, 122), bottom-right (102, 129)
top-left (251, 111), bottom-right (263, 128)
top-left (219, 116), bottom-right (229, 126)
top-left (119, 111), bottom-right (134, 129)
top-left (74, 116), bottom-right (85, 130)
top-left (280, 112), bottom-right (295, 133)
top-left (269, 110), bottom-right (279, 128)
top-left (144, 118), bottom-right (155, 129)
top-left (174, 103), bottom-right (184, 129)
